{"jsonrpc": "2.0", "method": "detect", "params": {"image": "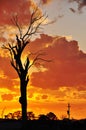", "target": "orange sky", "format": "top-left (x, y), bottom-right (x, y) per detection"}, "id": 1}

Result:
top-left (0, 0), bottom-right (86, 119)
